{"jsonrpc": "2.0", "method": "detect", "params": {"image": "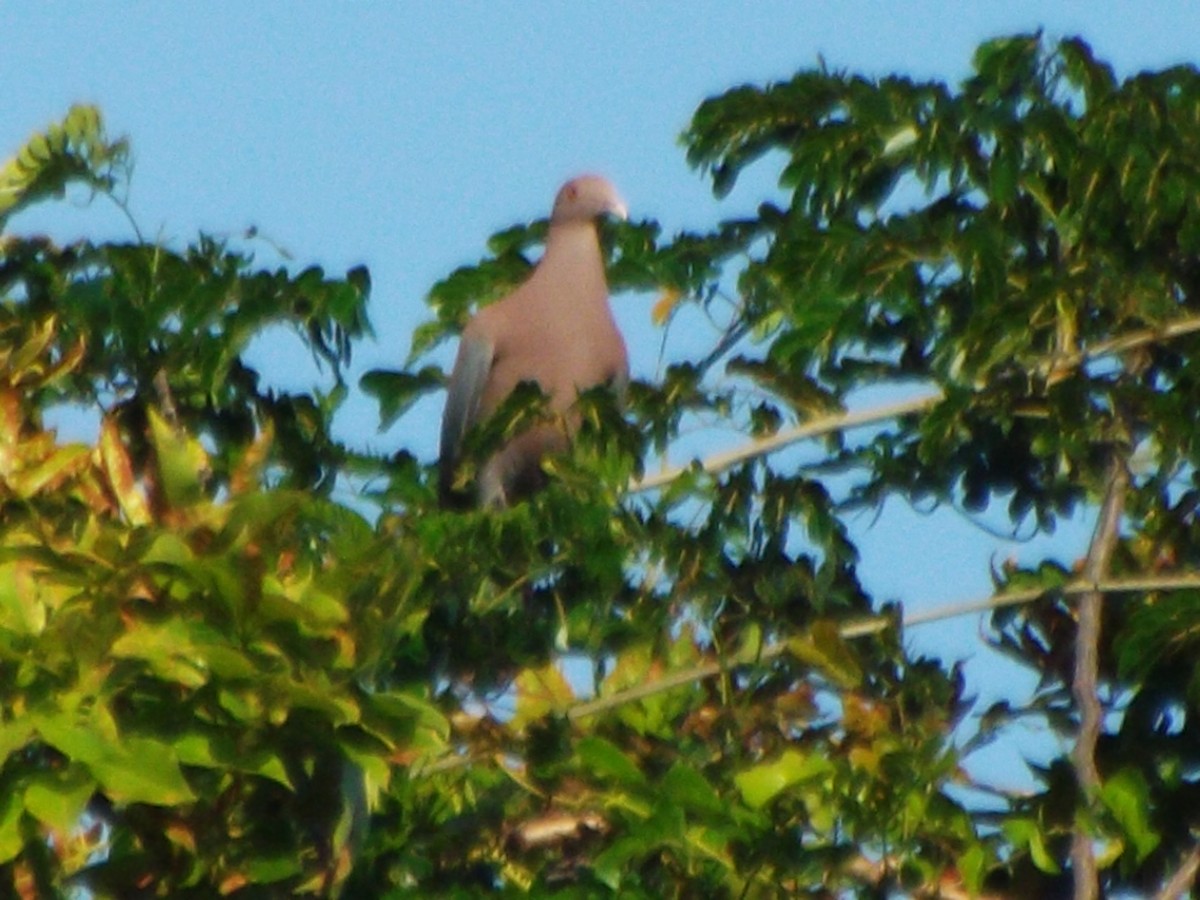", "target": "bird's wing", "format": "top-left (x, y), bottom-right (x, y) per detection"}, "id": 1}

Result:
top-left (439, 330), bottom-right (495, 495)
top-left (610, 356), bottom-right (630, 402)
